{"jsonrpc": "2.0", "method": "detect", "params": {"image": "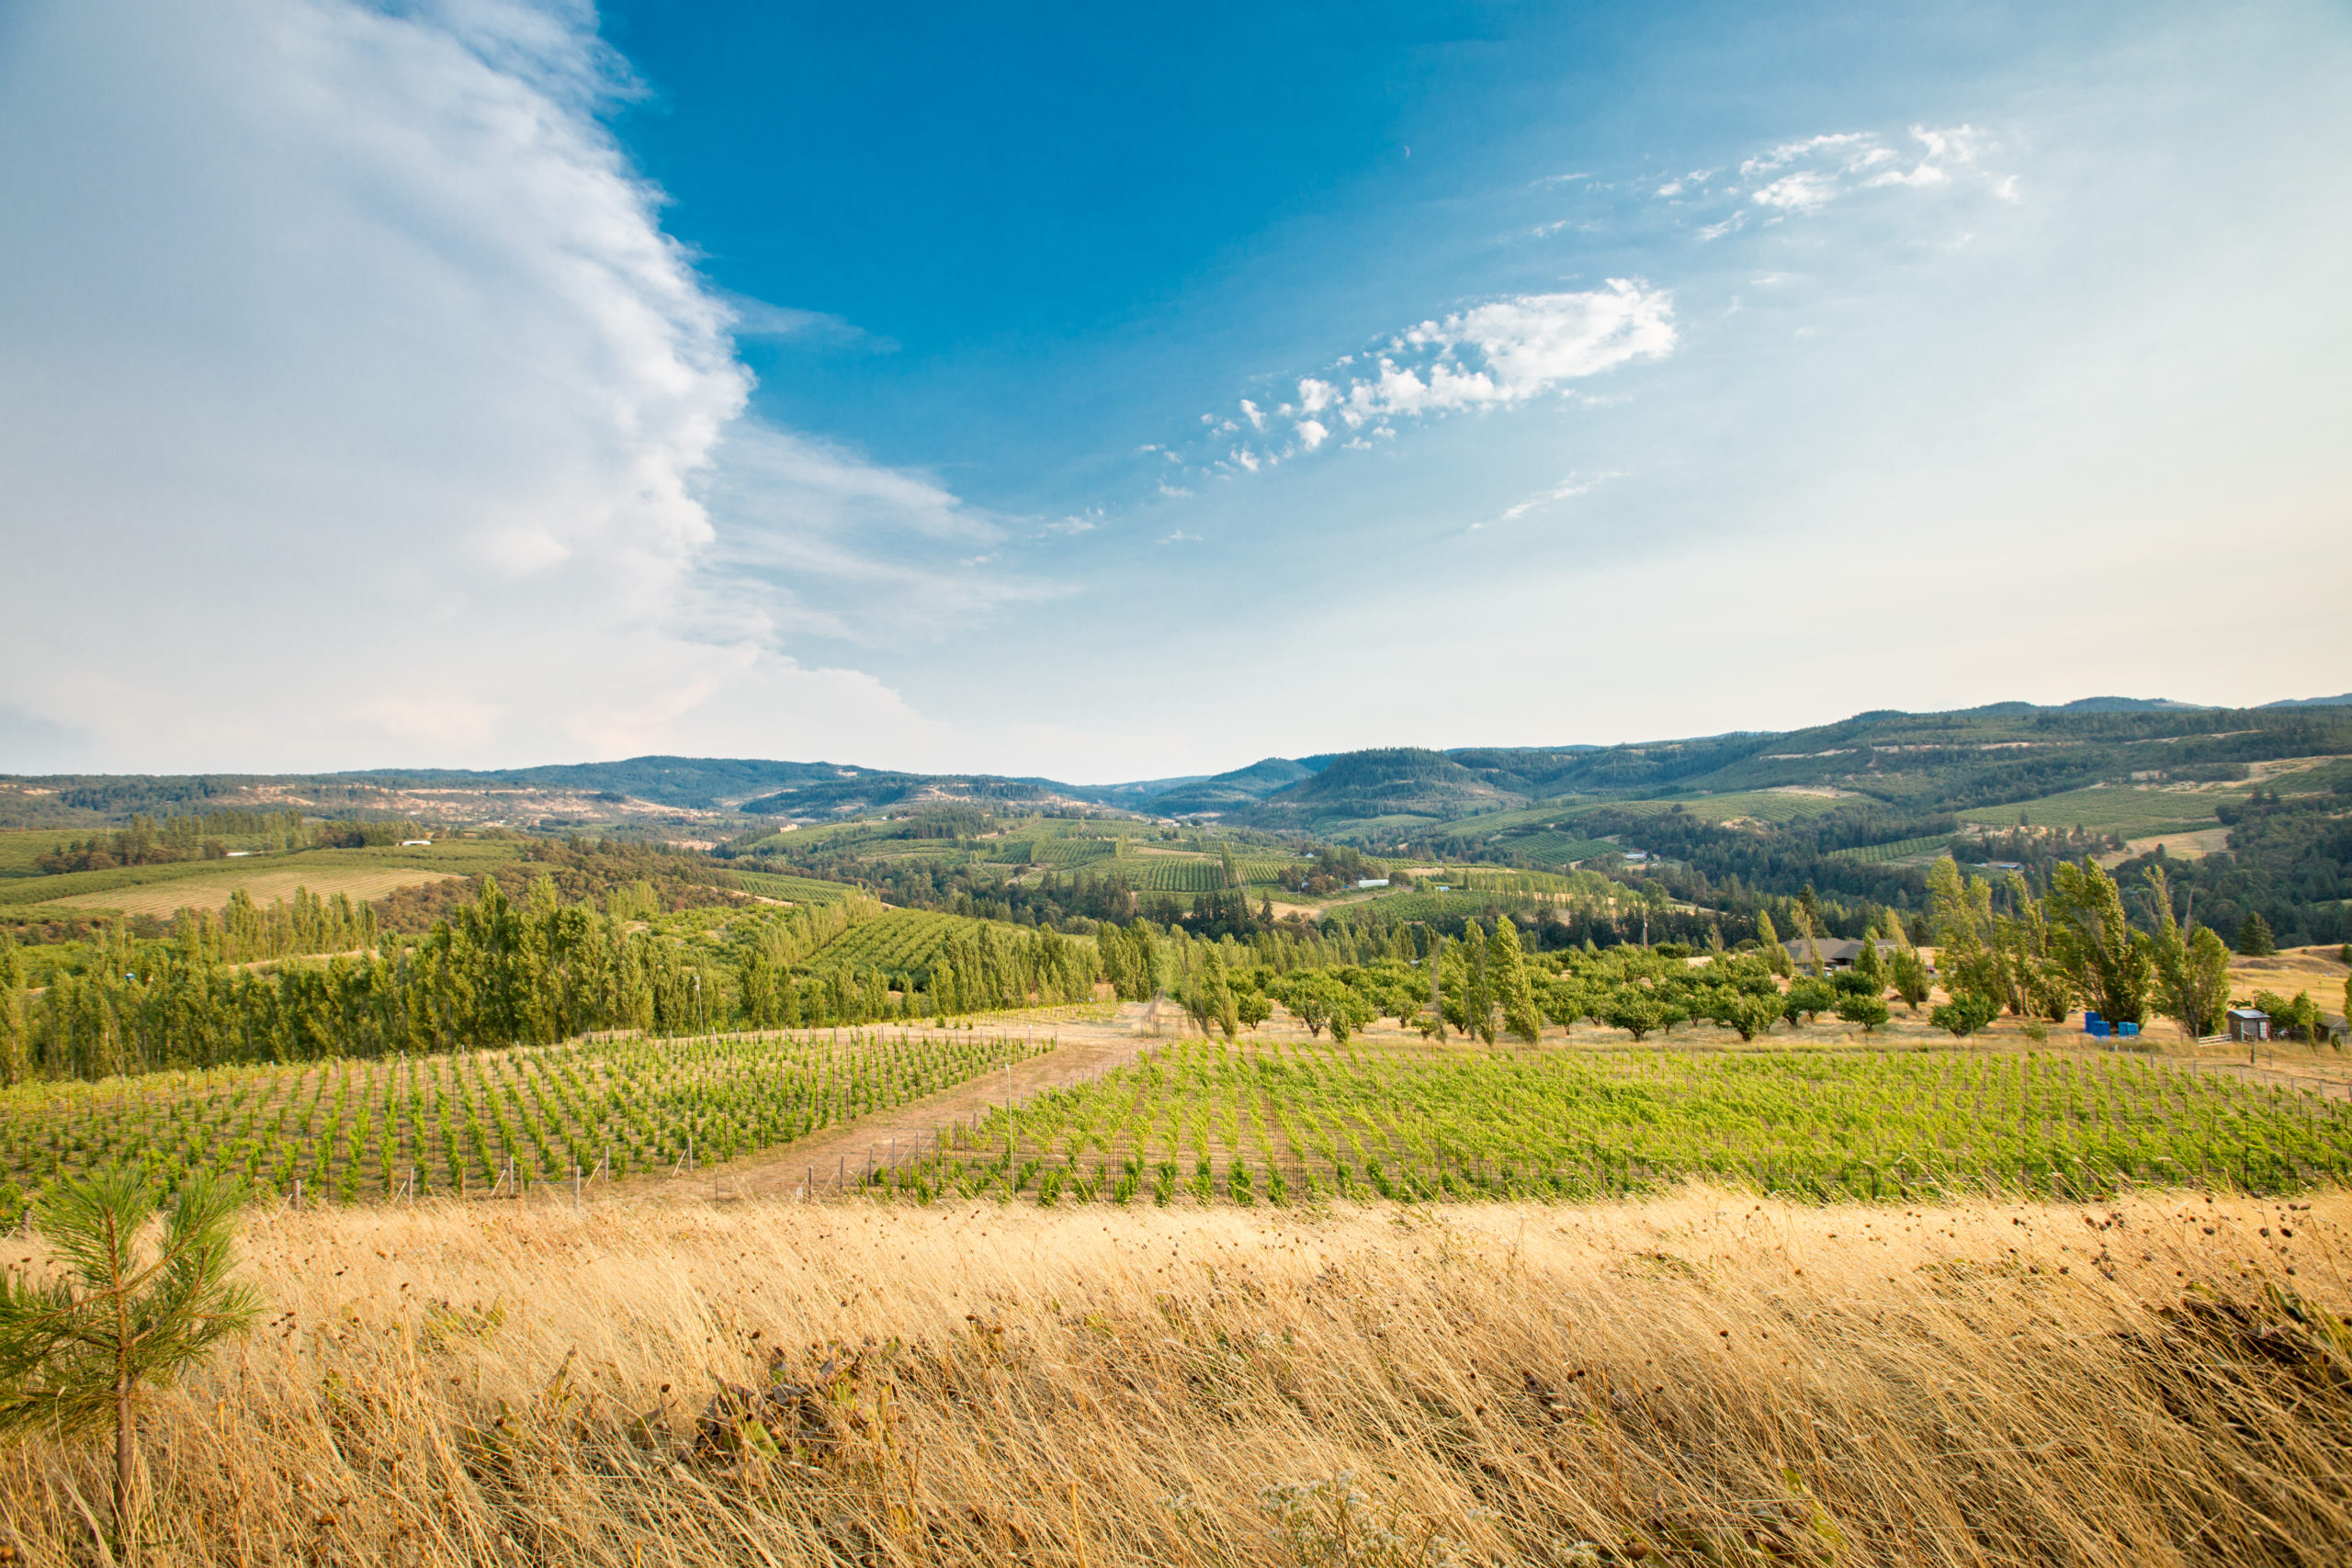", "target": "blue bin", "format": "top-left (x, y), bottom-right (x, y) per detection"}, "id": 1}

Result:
top-left (2089, 1020), bottom-right (2109, 1038)
top-left (2119, 1021), bottom-right (2138, 1038)
top-left (2085, 1010), bottom-right (2104, 1033)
